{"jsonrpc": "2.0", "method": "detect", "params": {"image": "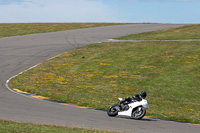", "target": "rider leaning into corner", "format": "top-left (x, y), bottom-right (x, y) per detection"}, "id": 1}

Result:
top-left (121, 91), bottom-right (147, 103)
top-left (107, 91), bottom-right (148, 119)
